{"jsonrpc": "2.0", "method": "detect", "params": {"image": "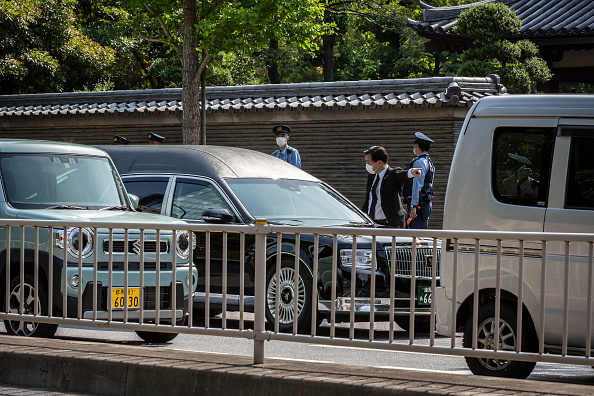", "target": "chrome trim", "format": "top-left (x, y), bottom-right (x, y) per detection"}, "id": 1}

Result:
top-left (317, 298), bottom-right (433, 314)
top-left (384, 246), bottom-right (441, 278)
top-left (102, 239), bottom-right (170, 254)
